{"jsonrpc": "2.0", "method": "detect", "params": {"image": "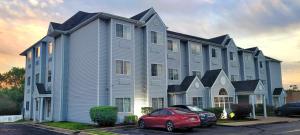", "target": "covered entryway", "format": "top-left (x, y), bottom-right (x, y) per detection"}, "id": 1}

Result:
top-left (273, 88), bottom-right (286, 108)
top-left (33, 83), bottom-right (52, 122)
top-left (232, 80), bottom-right (267, 119)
